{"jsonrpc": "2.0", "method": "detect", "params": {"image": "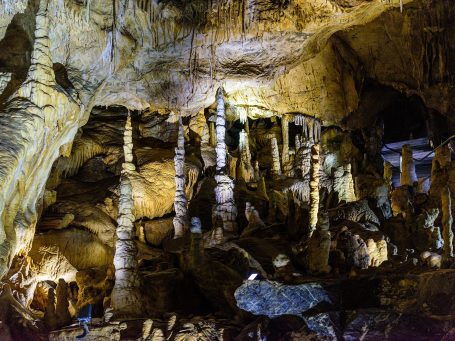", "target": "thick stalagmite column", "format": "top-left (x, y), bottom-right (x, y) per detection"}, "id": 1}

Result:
top-left (111, 114), bottom-right (143, 317)
top-left (400, 144), bottom-right (417, 186)
top-left (213, 87), bottom-right (238, 235)
top-left (173, 115), bottom-right (189, 238)
top-left (270, 136), bottom-right (282, 179)
top-left (441, 187), bottom-right (454, 263)
top-left (309, 144), bottom-right (320, 234)
top-left (238, 129), bottom-right (254, 182)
